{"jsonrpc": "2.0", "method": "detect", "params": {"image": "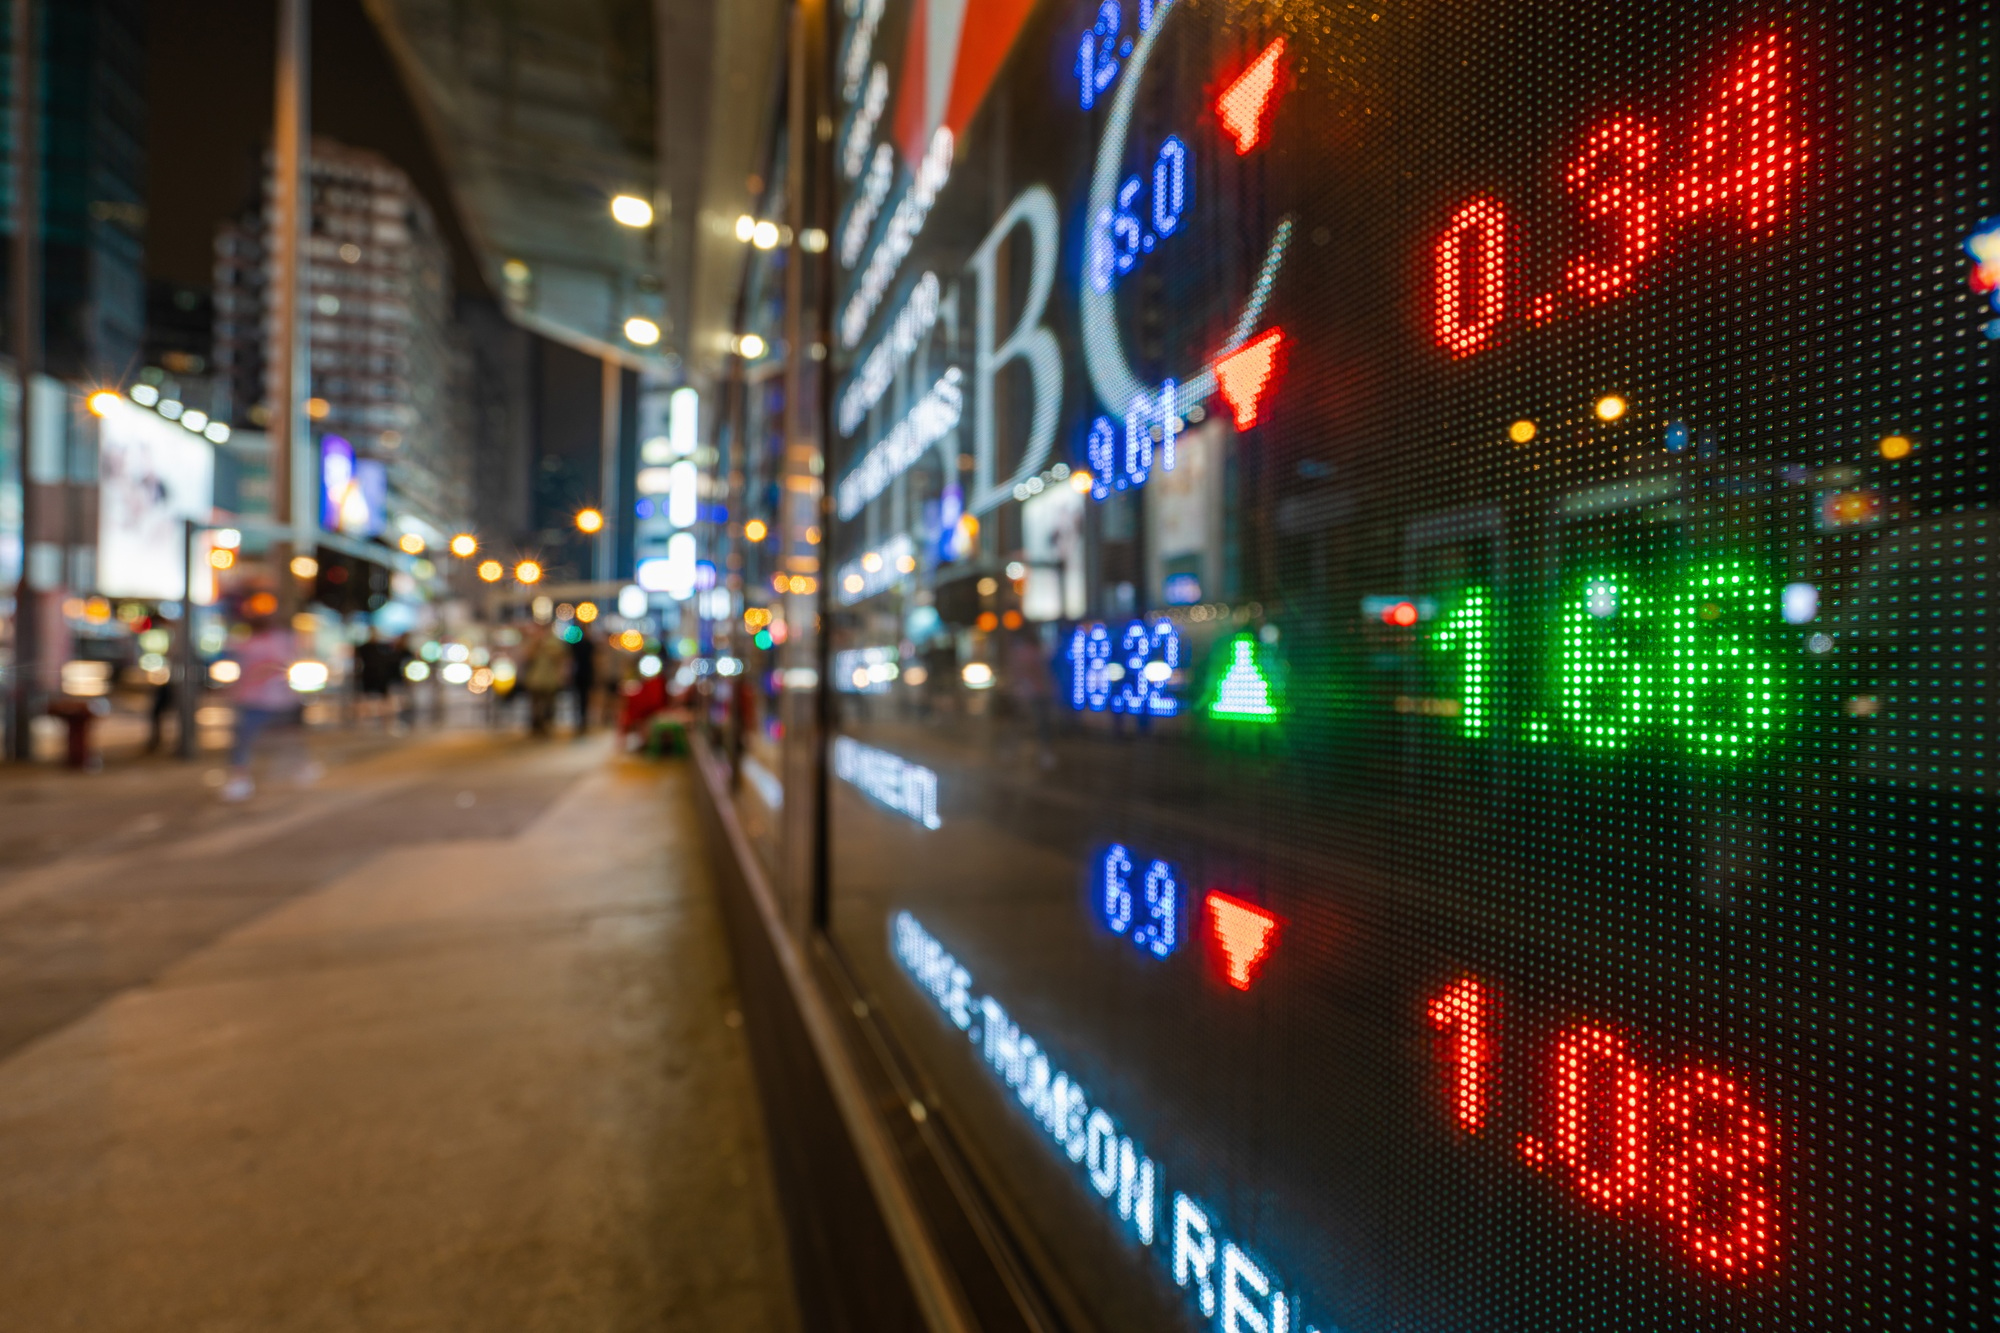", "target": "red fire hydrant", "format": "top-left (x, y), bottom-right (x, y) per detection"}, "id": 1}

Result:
top-left (46, 697), bottom-right (108, 771)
